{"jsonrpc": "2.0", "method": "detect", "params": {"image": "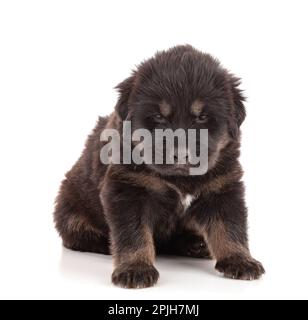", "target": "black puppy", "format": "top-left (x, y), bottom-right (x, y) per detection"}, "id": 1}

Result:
top-left (54, 45), bottom-right (265, 288)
